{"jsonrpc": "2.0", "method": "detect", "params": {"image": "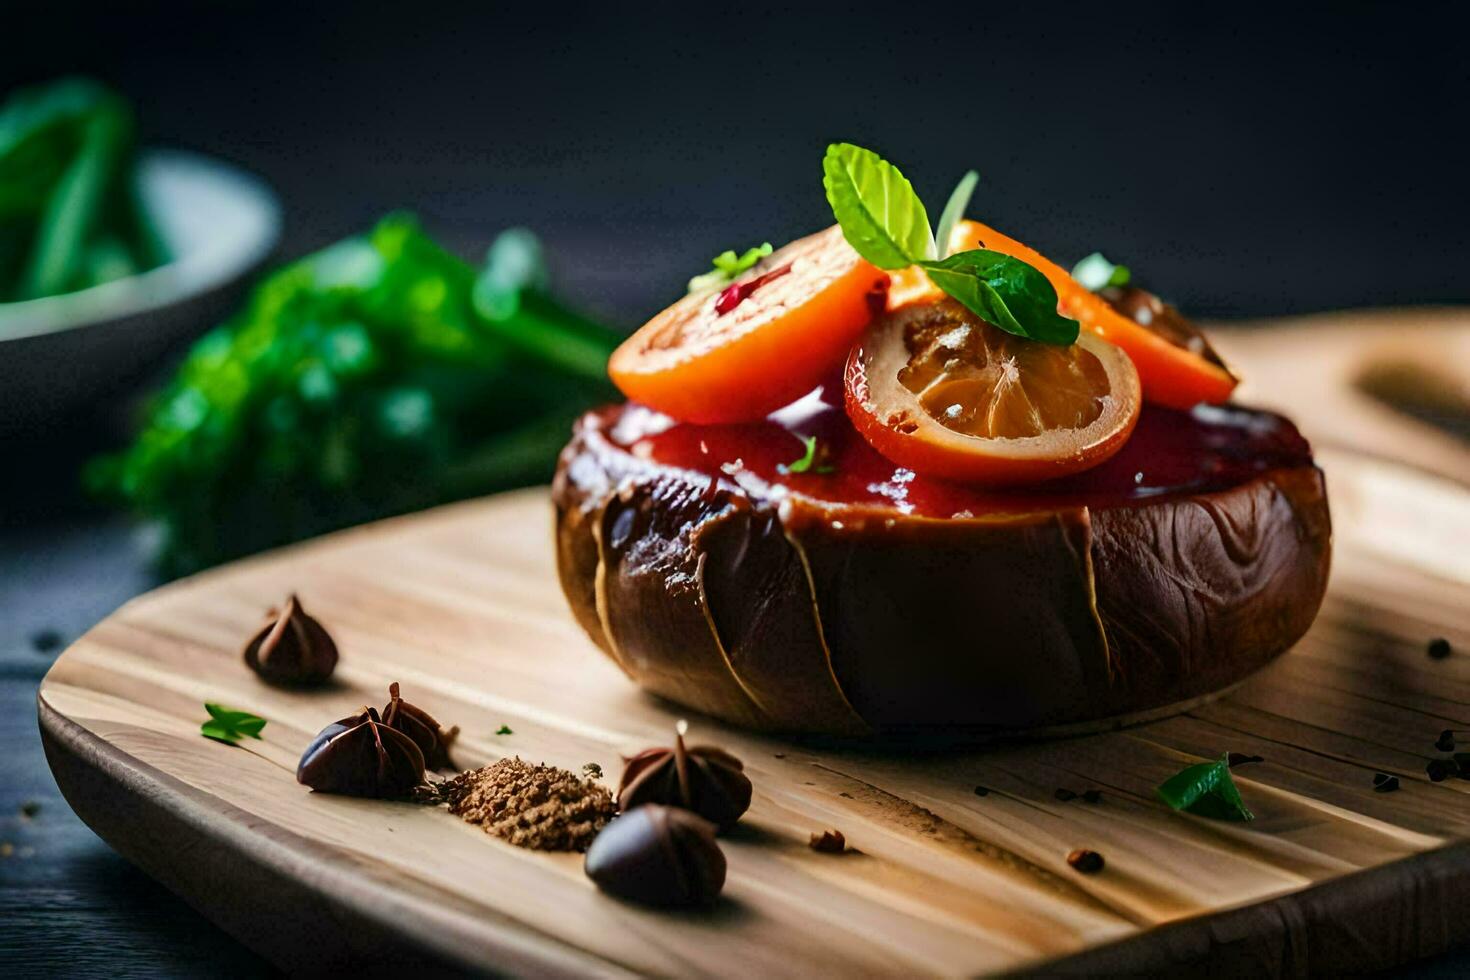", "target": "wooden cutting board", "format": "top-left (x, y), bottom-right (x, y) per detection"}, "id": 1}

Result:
top-left (38, 444), bottom-right (1470, 977)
